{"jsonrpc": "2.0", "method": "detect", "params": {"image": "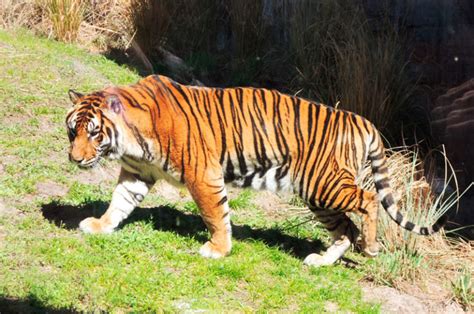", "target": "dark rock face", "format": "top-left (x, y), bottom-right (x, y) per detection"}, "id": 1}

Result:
top-left (431, 80), bottom-right (474, 237)
top-left (432, 79), bottom-right (474, 186)
top-left (364, 0), bottom-right (474, 88)
top-left (364, 0), bottom-right (474, 234)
